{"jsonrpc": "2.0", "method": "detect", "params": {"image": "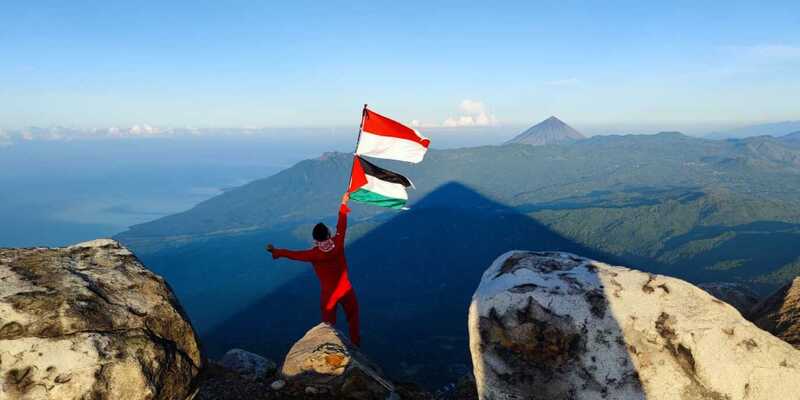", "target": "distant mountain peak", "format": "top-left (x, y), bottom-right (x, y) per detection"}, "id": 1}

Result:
top-left (505, 116), bottom-right (585, 146)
